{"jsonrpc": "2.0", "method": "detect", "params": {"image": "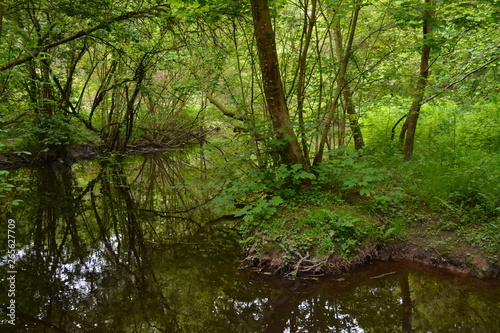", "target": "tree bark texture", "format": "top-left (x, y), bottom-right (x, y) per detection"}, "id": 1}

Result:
top-left (400, 0), bottom-right (434, 160)
top-left (250, 0), bottom-right (306, 167)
